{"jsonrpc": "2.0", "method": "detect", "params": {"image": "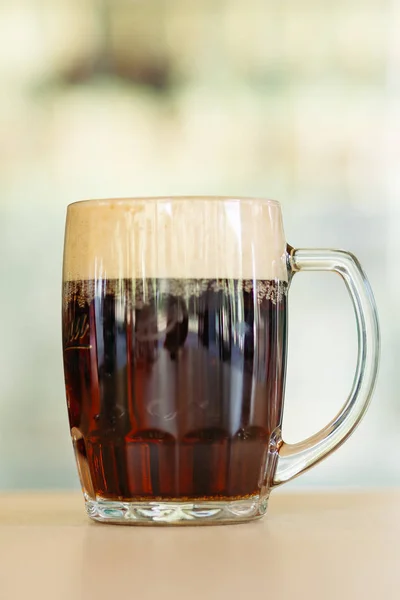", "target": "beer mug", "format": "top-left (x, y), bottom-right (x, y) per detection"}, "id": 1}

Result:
top-left (62, 197), bottom-right (379, 524)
